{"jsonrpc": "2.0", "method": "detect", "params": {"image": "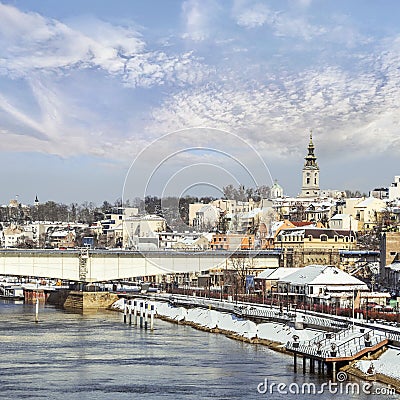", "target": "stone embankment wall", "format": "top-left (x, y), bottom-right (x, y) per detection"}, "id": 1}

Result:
top-left (47, 289), bottom-right (119, 311)
top-left (63, 291), bottom-right (119, 311)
